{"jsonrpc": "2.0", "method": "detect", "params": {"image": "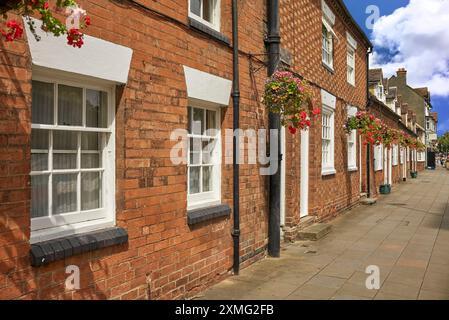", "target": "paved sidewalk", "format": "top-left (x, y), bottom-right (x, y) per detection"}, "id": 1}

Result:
top-left (200, 168), bottom-right (449, 300)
